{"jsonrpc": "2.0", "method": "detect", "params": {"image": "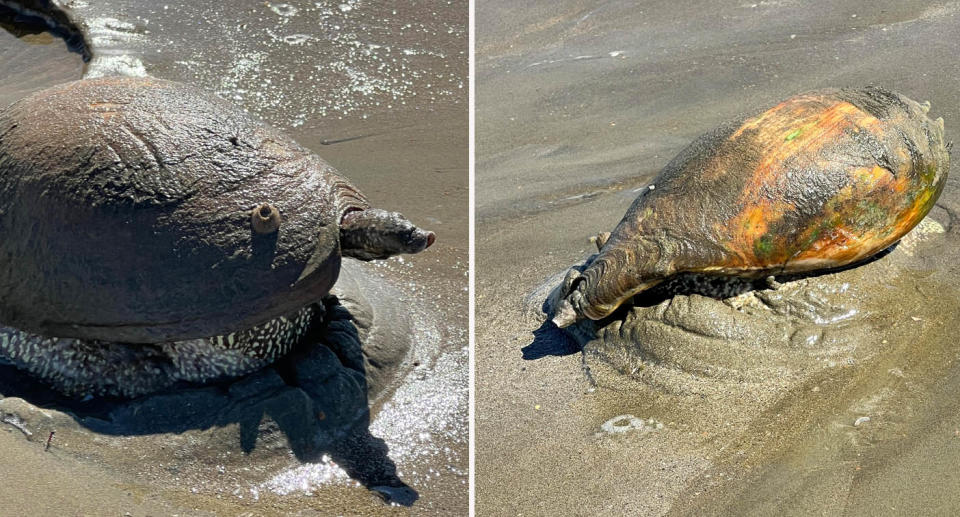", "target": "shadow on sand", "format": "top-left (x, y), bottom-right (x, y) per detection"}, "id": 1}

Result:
top-left (520, 242), bottom-right (900, 368)
top-left (0, 297), bottom-right (417, 506)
